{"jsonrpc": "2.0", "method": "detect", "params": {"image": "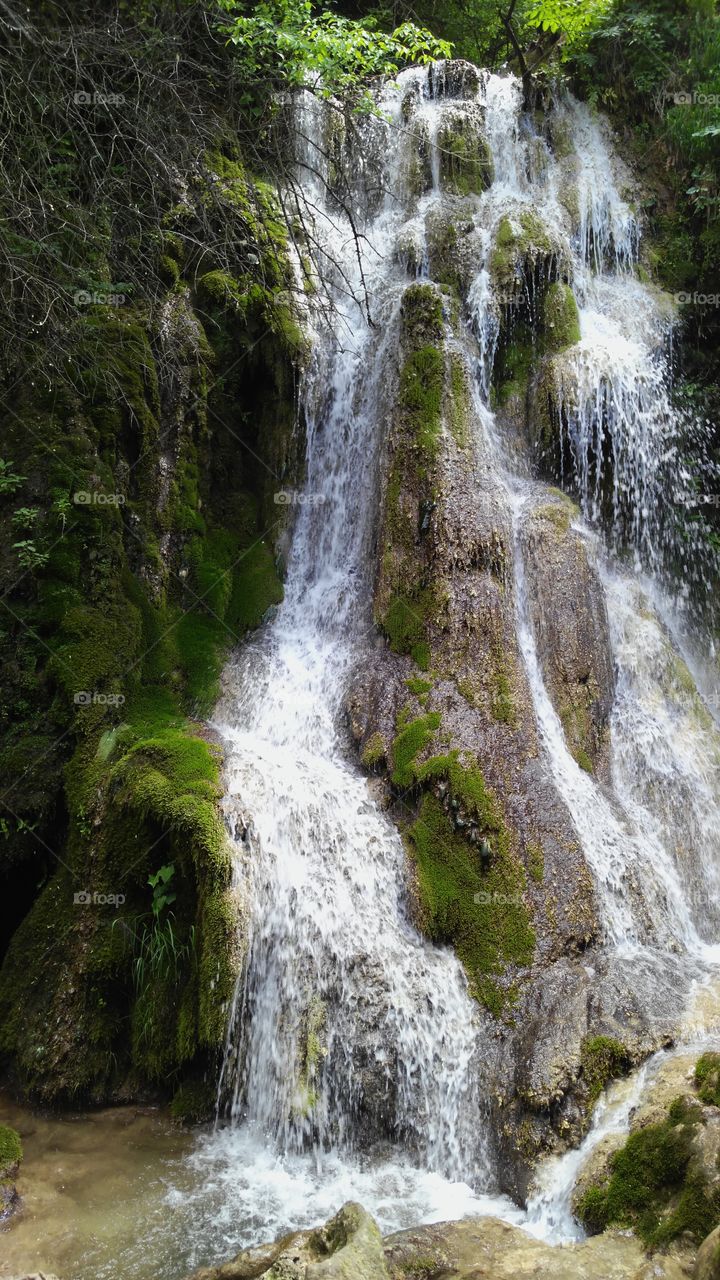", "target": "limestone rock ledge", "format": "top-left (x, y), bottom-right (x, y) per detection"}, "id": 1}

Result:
top-left (183, 1201), bottom-right (694, 1280)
